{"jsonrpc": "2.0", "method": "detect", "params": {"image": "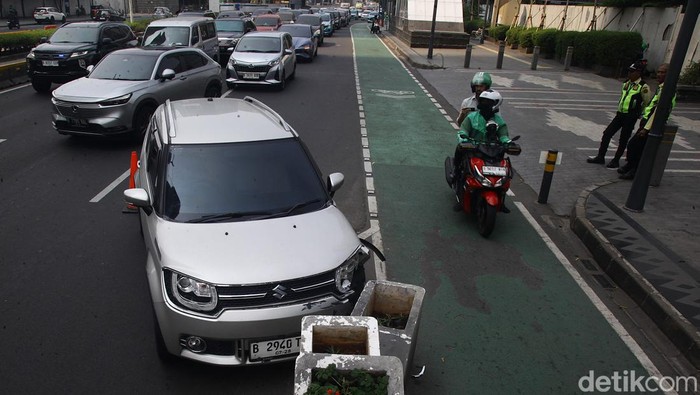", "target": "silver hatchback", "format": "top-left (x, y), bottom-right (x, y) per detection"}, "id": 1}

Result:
top-left (51, 47), bottom-right (223, 139)
top-left (226, 31), bottom-right (296, 90)
top-left (124, 97), bottom-right (369, 365)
